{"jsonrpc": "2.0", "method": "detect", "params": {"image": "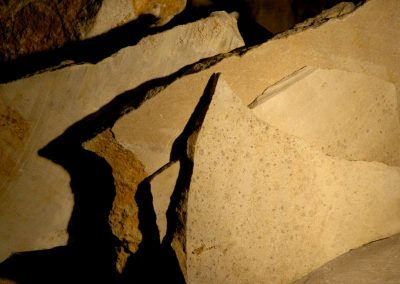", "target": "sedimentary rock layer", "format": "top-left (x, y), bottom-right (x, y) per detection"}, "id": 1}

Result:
top-left (0, 12), bottom-right (243, 262)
